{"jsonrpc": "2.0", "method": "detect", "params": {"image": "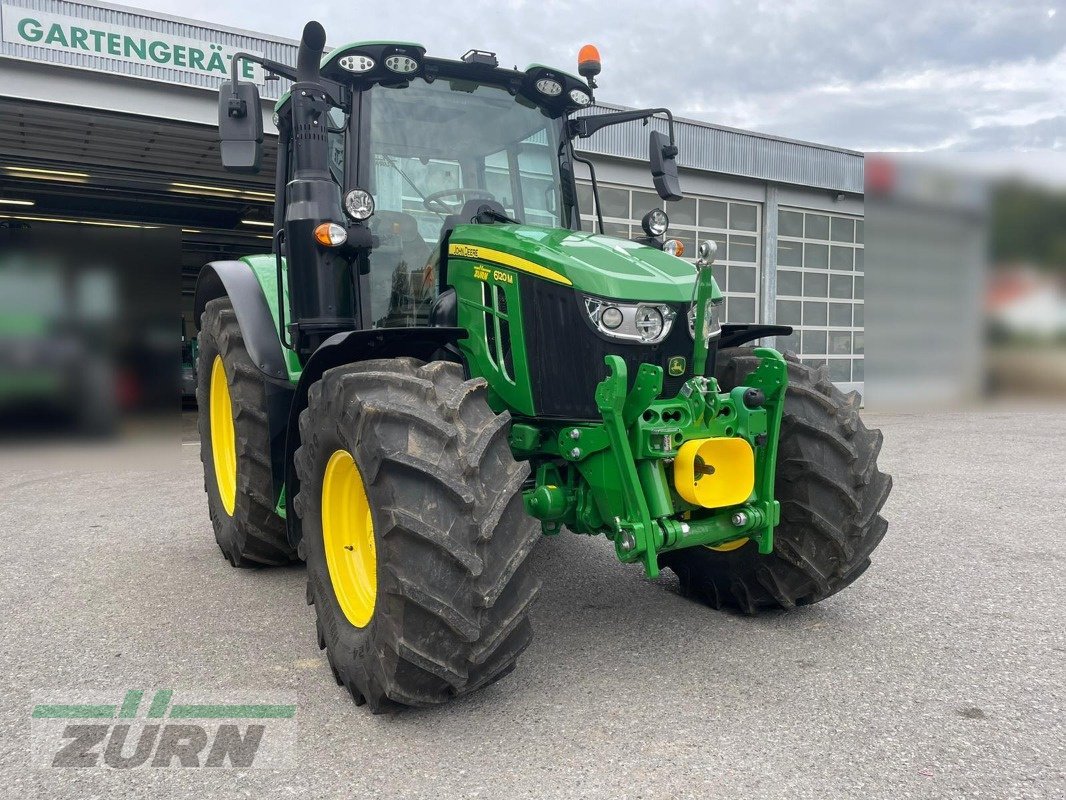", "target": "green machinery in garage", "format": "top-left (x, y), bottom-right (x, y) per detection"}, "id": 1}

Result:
top-left (193, 22), bottom-right (892, 711)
